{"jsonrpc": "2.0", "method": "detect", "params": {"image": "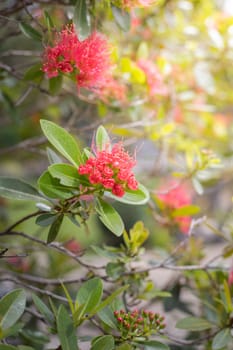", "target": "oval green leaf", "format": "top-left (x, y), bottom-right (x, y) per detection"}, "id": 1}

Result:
top-left (96, 198), bottom-right (124, 236)
top-left (212, 328), bottom-right (231, 350)
top-left (0, 177), bottom-right (45, 201)
top-left (38, 171), bottom-right (73, 199)
top-left (32, 293), bottom-right (55, 325)
top-left (48, 163), bottom-right (81, 187)
top-left (40, 120), bottom-right (82, 166)
top-left (91, 335), bottom-right (115, 350)
top-left (76, 277), bottom-right (103, 316)
top-left (0, 289), bottom-right (26, 330)
top-left (35, 213), bottom-right (58, 227)
top-left (47, 214), bottom-right (64, 243)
